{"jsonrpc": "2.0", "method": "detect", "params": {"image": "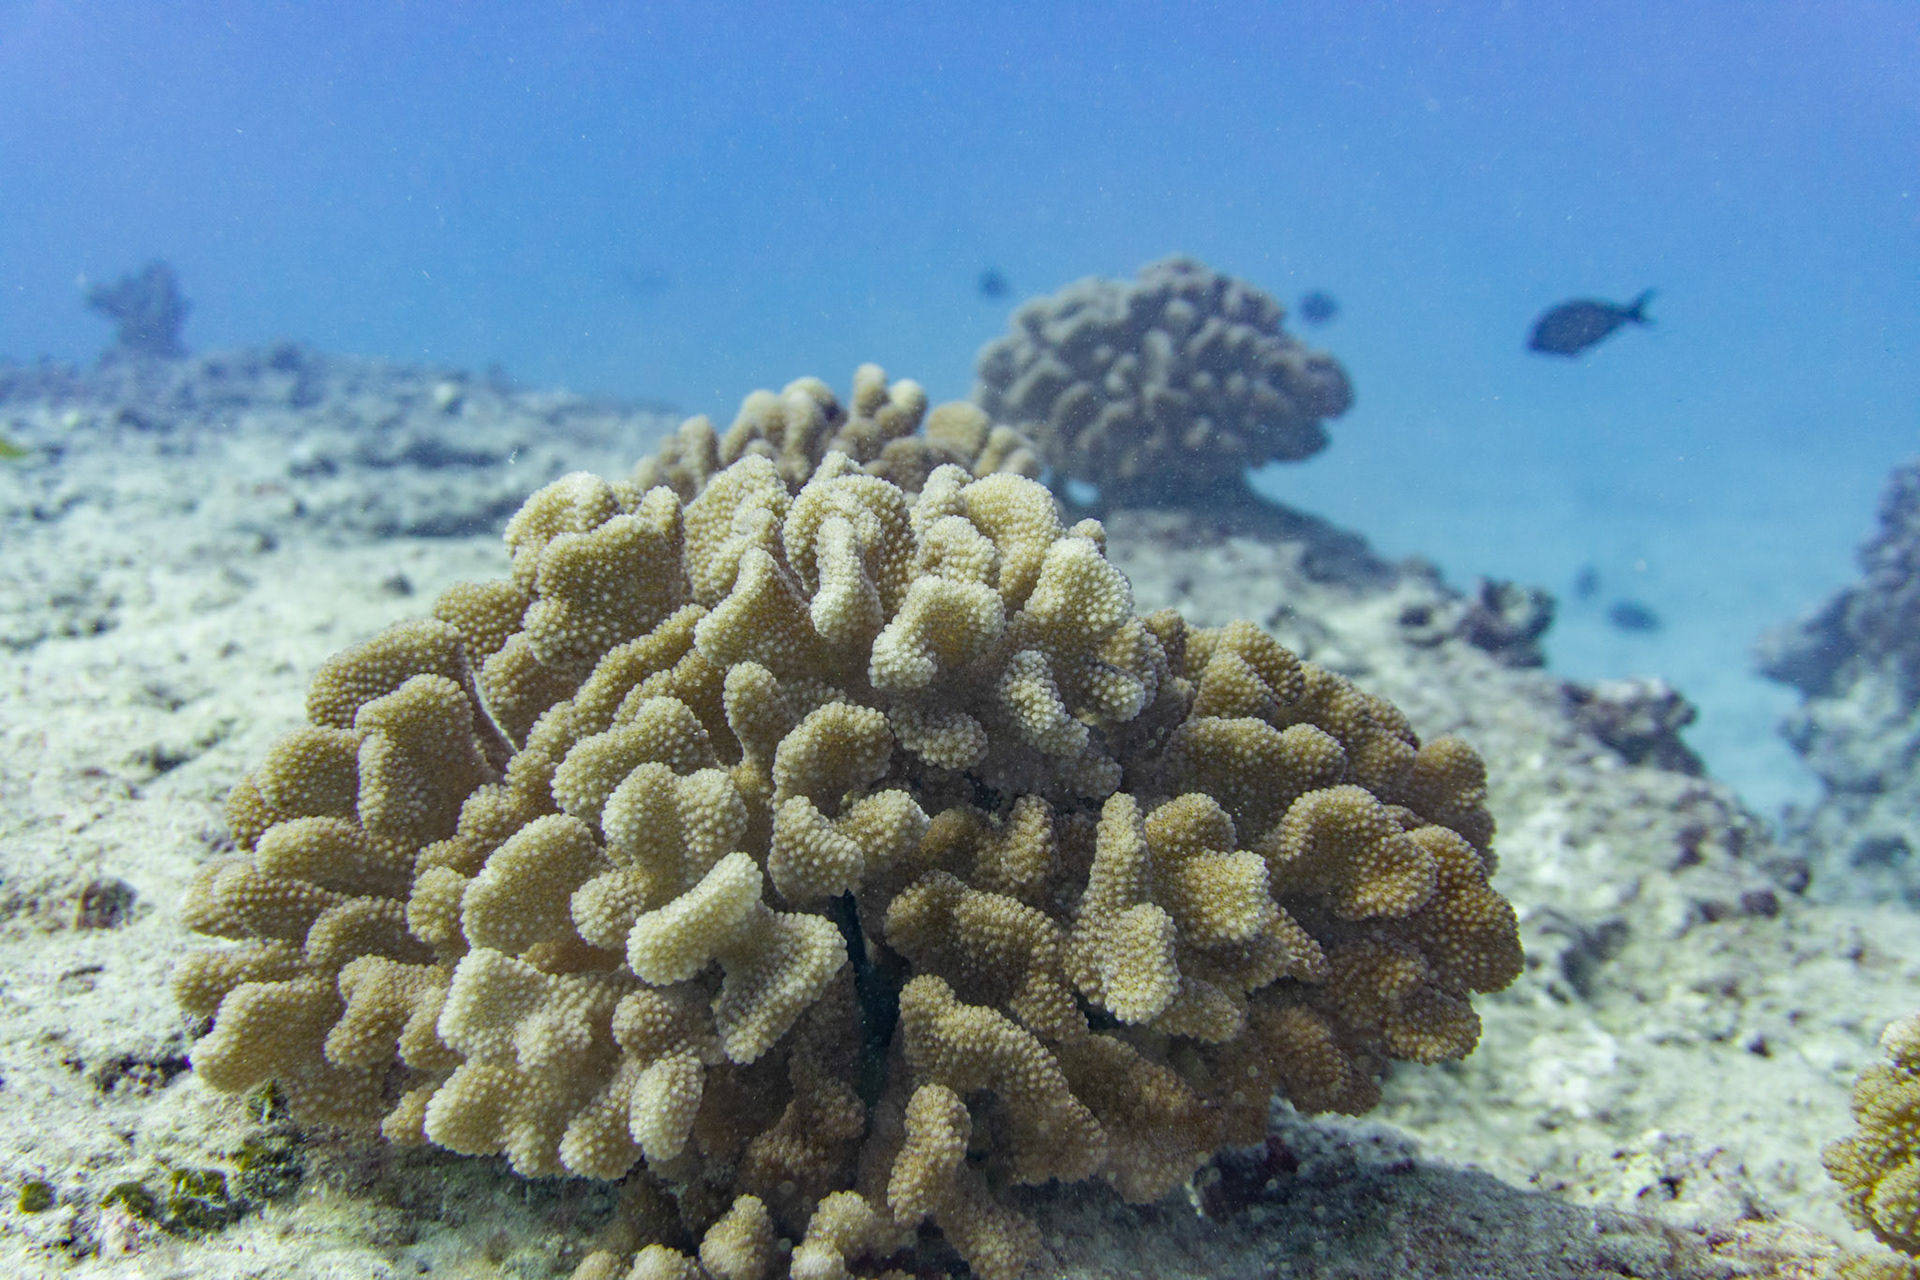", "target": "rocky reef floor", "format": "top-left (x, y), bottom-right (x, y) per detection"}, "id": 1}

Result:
top-left (1, 349), bottom-right (1913, 1277)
